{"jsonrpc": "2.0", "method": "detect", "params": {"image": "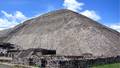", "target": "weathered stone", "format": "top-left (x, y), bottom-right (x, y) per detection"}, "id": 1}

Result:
top-left (0, 9), bottom-right (120, 57)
